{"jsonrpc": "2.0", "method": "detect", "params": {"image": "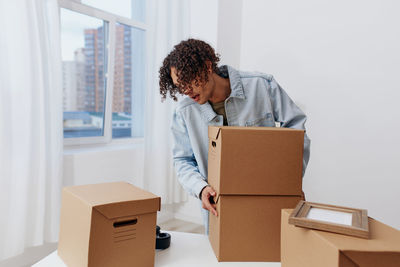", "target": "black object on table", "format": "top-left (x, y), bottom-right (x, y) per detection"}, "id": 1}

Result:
top-left (156, 225), bottom-right (171, 250)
